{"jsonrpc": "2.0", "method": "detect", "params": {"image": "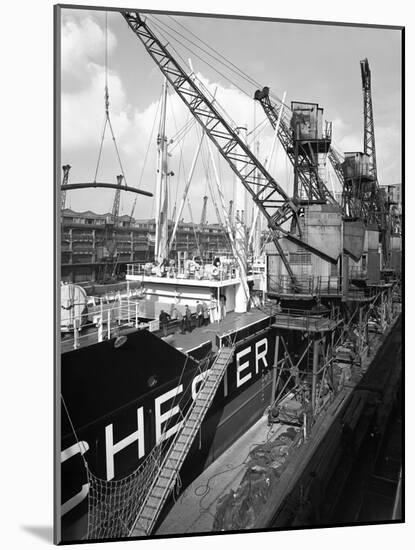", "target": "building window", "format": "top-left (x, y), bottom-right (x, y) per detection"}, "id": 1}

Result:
top-left (289, 252), bottom-right (311, 265)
